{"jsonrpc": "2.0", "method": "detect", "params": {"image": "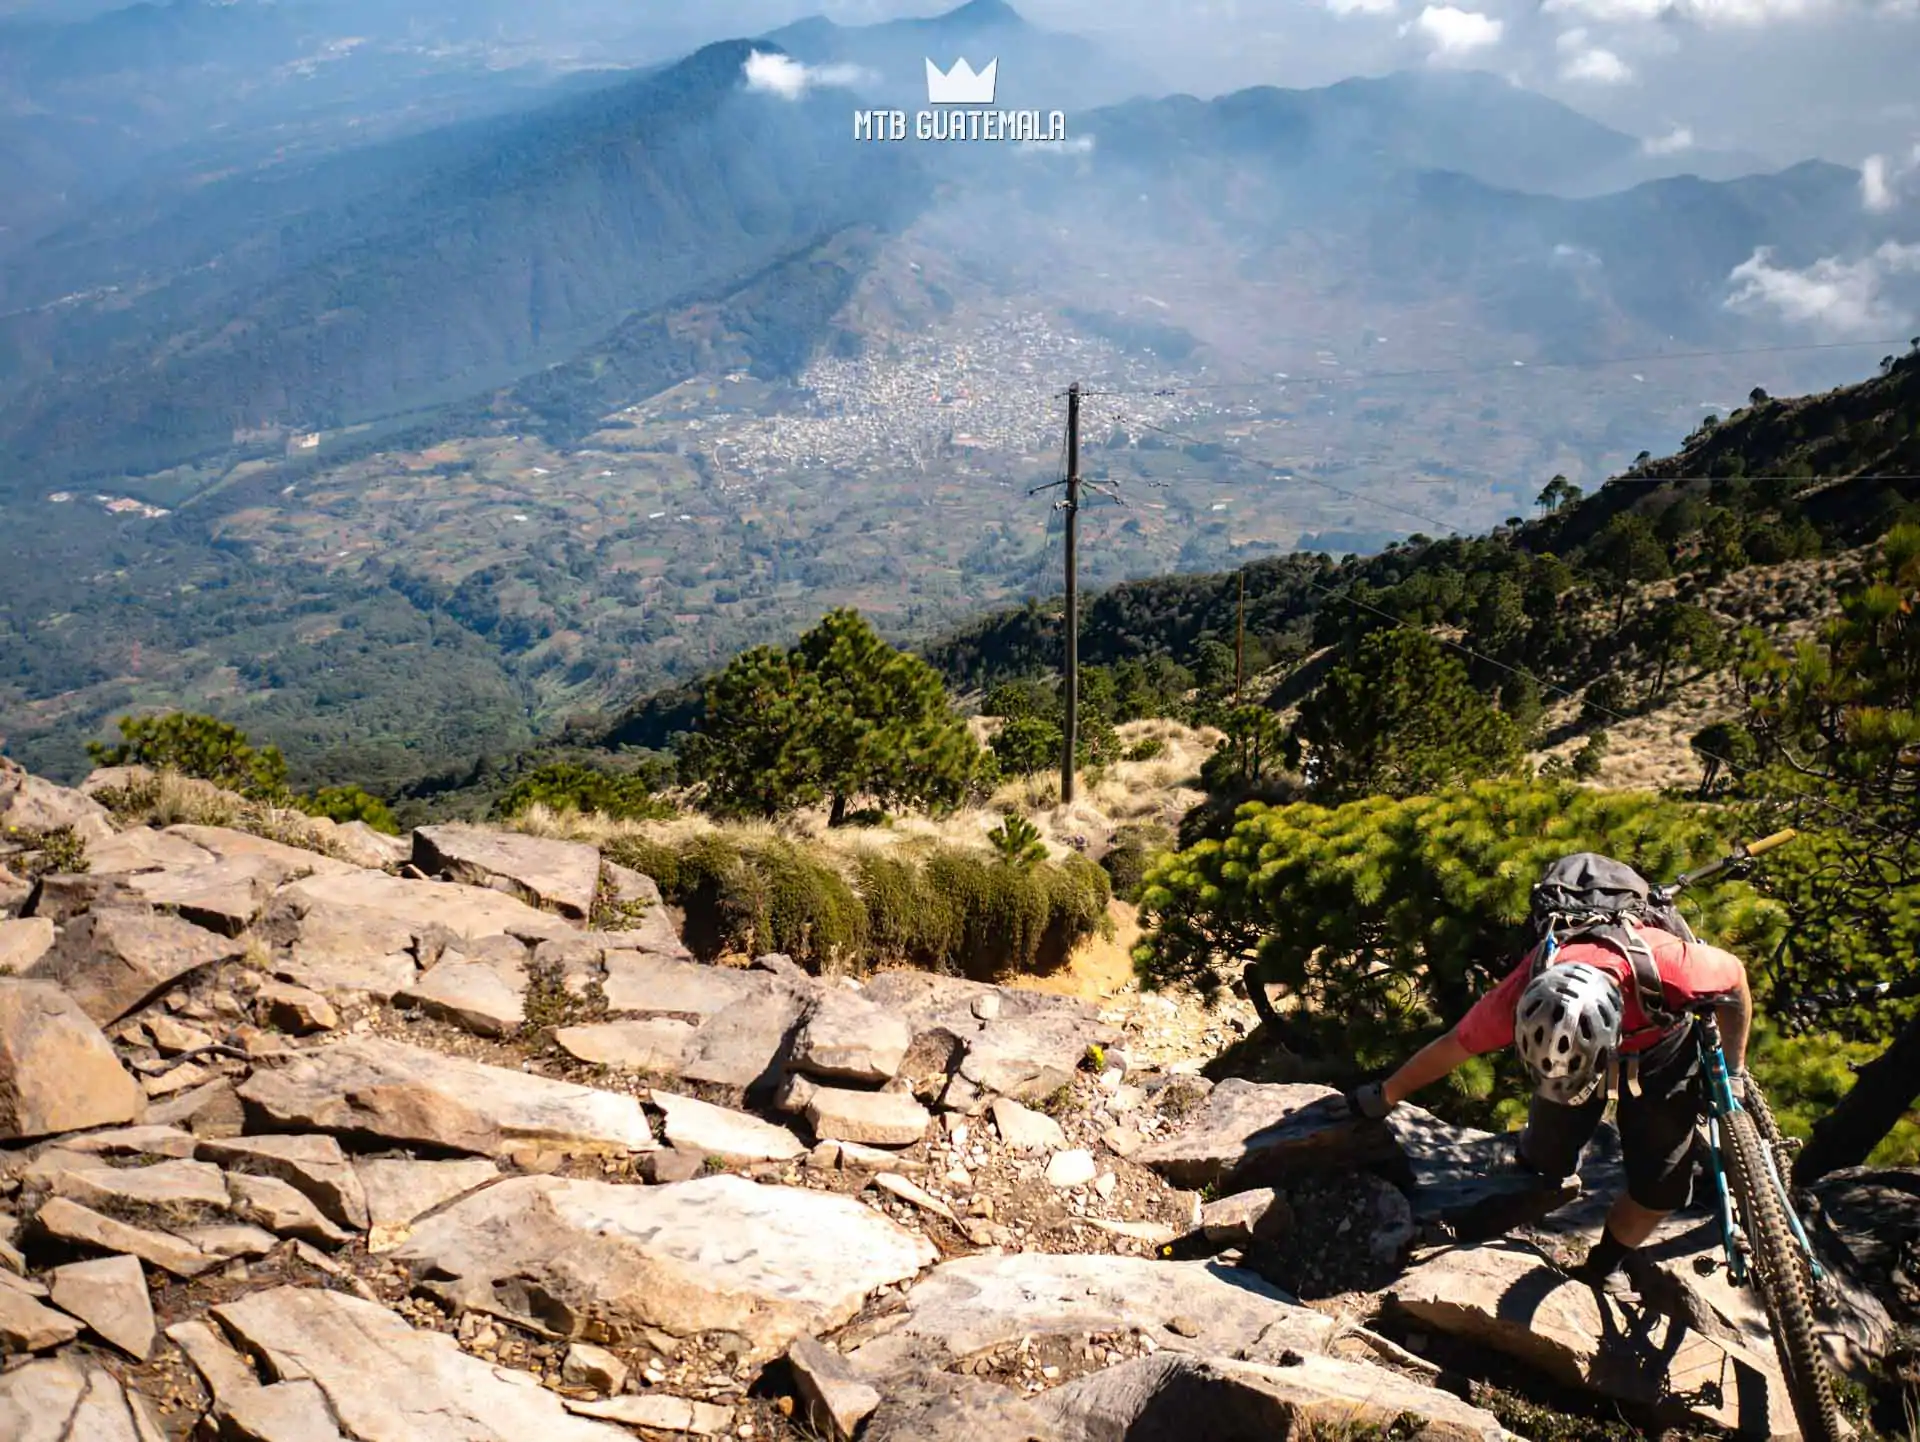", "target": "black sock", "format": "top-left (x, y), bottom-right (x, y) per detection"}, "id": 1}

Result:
top-left (1583, 1227), bottom-right (1632, 1277)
